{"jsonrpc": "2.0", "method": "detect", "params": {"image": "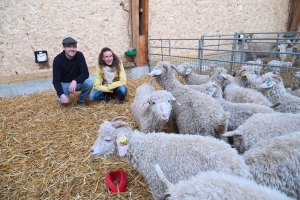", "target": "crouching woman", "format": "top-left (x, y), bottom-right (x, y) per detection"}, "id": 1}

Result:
top-left (90, 47), bottom-right (127, 104)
